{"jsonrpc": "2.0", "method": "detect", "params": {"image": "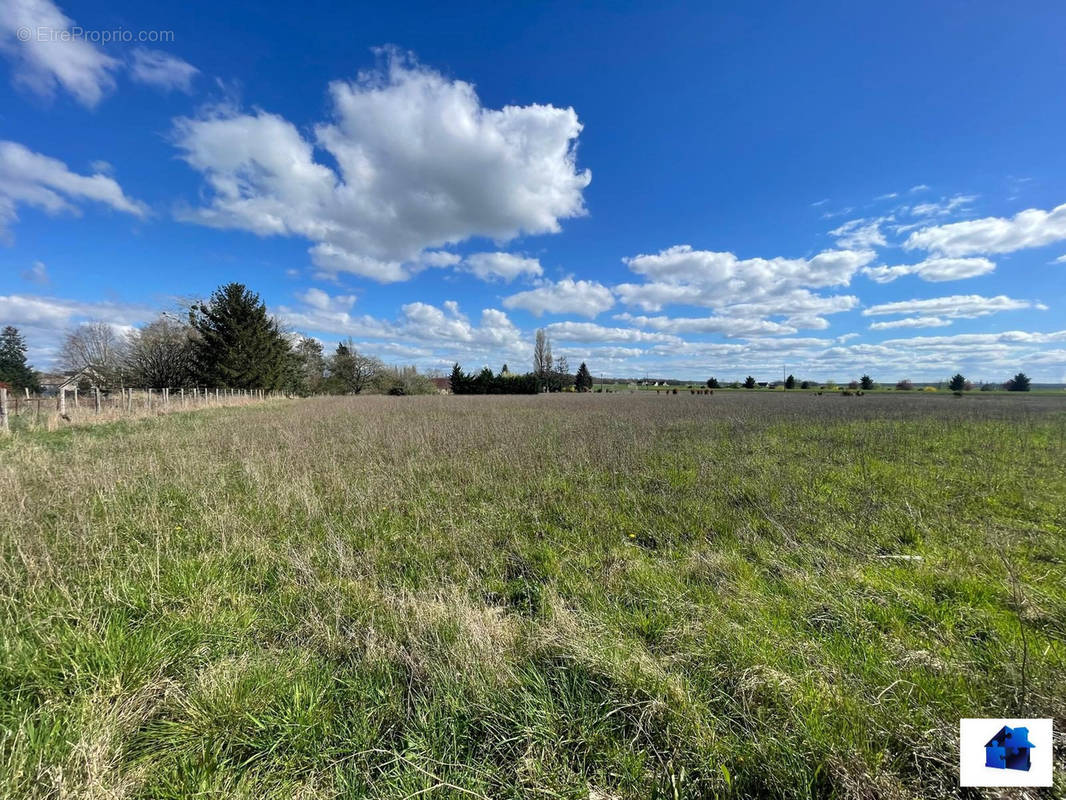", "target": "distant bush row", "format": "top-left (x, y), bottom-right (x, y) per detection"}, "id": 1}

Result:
top-left (698, 372), bottom-right (1034, 392)
top-left (449, 358), bottom-right (594, 395)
